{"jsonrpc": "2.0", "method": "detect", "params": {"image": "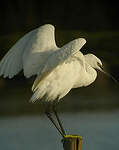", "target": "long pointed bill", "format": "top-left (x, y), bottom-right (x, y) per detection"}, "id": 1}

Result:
top-left (99, 67), bottom-right (118, 85)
